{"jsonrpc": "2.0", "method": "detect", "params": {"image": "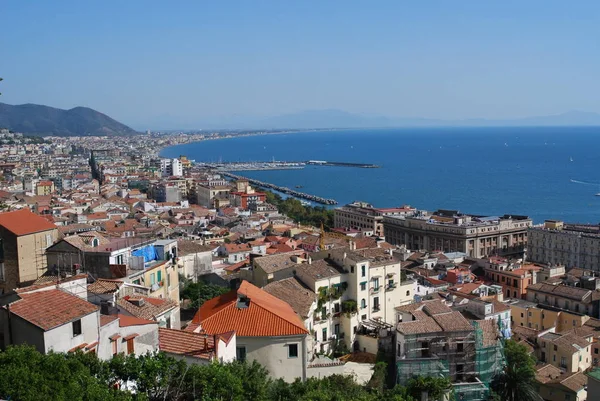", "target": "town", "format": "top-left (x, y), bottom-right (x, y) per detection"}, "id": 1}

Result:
top-left (0, 129), bottom-right (599, 401)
